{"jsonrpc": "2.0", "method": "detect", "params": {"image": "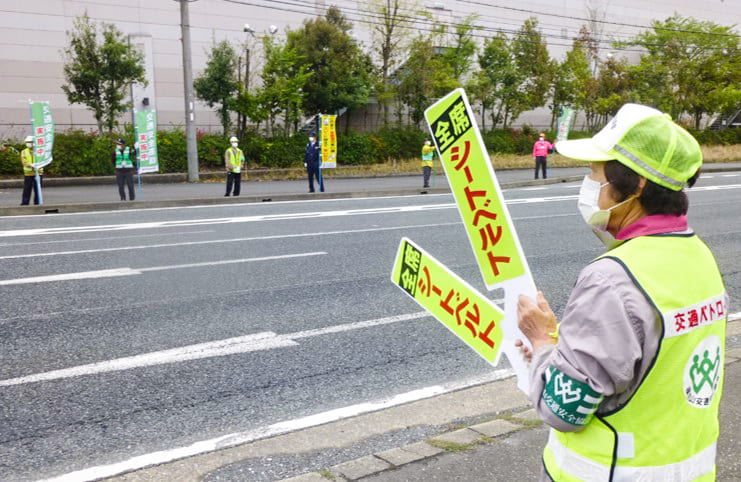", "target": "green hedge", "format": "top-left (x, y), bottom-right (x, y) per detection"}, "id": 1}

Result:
top-left (1, 125), bottom-right (738, 177)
